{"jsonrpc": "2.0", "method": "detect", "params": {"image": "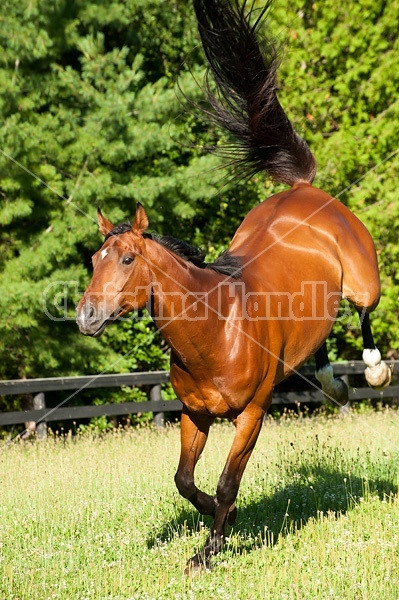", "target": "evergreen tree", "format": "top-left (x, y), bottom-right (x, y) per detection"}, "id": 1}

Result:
top-left (0, 0), bottom-right (398, 414)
